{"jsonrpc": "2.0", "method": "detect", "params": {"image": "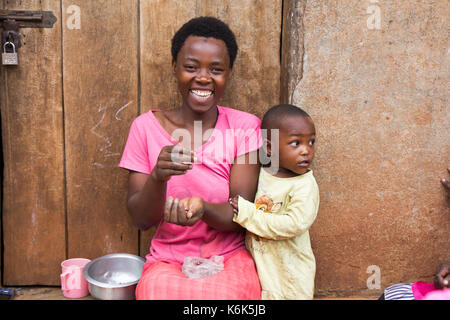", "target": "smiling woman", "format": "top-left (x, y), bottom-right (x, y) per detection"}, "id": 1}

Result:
top-left (119, 17), bottom-right (262, 300)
